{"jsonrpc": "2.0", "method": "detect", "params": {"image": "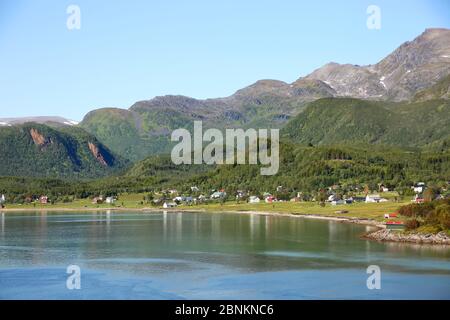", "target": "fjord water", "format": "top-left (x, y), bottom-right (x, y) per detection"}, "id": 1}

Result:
top-left (0, 211), bottom-right (449, 299)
